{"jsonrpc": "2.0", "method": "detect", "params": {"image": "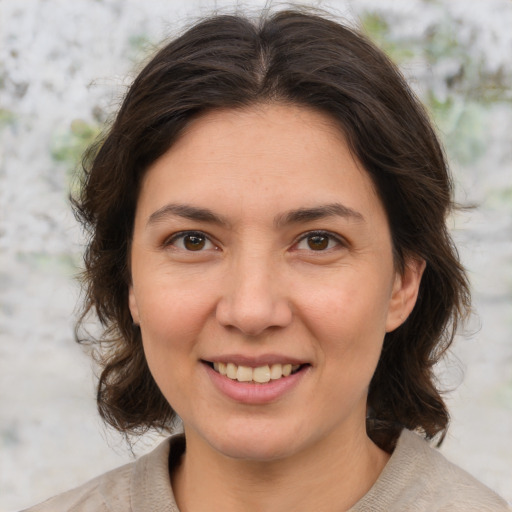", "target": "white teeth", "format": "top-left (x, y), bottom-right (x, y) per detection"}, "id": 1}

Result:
top-left (253, 365), bottom-right (271, 383)
top-left (270, 364), bottom-right (283, 380)
top-left (236, 365), bottom-right (253, 382)
top-left (212, 362), bottom-right (302, 383)
top-left (226, 363), bottom-right (237, 379)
